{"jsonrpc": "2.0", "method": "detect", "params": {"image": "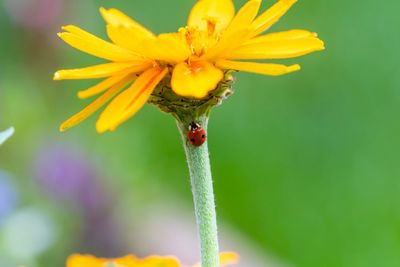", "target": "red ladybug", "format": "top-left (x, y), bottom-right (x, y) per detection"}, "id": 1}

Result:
top-left (187, 122), bottom-right (206, 147)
